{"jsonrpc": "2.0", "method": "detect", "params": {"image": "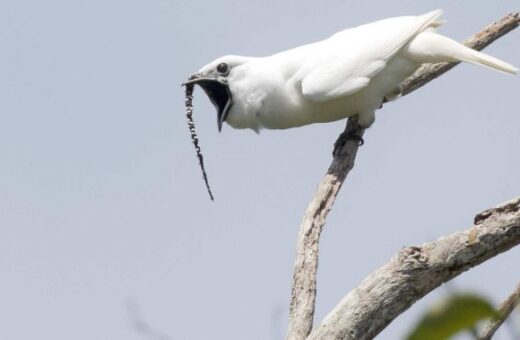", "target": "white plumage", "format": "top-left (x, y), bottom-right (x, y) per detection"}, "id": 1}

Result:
top-left (186, 10), bottom-right (517, 132)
